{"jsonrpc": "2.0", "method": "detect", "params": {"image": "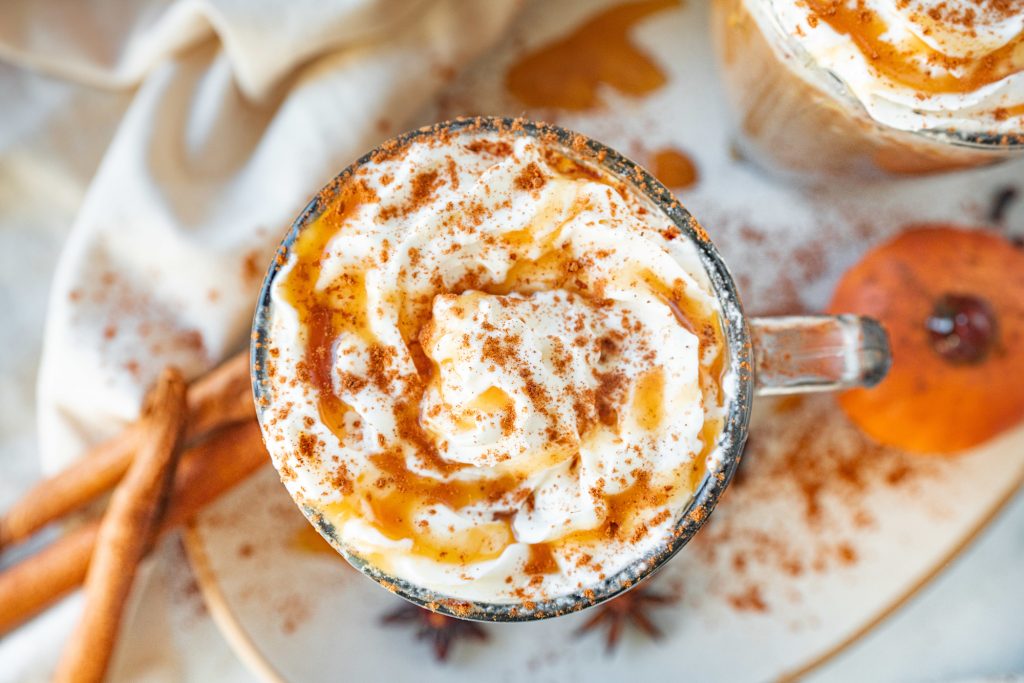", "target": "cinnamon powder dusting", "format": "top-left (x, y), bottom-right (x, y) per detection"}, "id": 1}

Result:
top-left (514, 162), bottom-right (548, 191)
top-left (690, 395), bottom-right (938, 615)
